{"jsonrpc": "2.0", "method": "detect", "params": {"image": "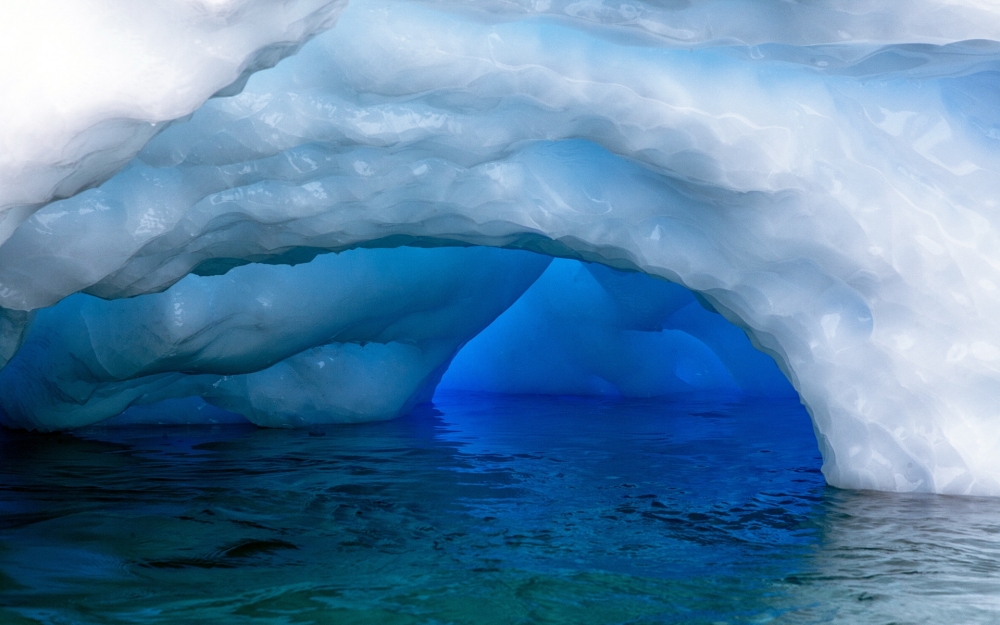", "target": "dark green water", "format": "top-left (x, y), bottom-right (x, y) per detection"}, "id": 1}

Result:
top-left (1, 393), bottom-right (998, 624)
